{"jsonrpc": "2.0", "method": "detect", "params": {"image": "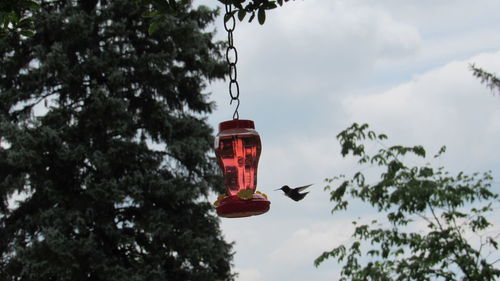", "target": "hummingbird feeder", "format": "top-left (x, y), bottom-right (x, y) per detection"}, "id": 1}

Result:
top-left (213, 4), bottom-right (270, 218)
